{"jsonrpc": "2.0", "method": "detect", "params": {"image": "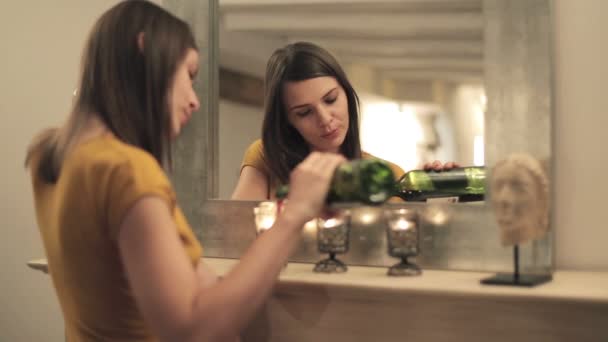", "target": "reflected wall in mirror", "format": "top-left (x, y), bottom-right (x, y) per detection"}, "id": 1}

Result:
top-left (216, 0), bottom-right (486, 199)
